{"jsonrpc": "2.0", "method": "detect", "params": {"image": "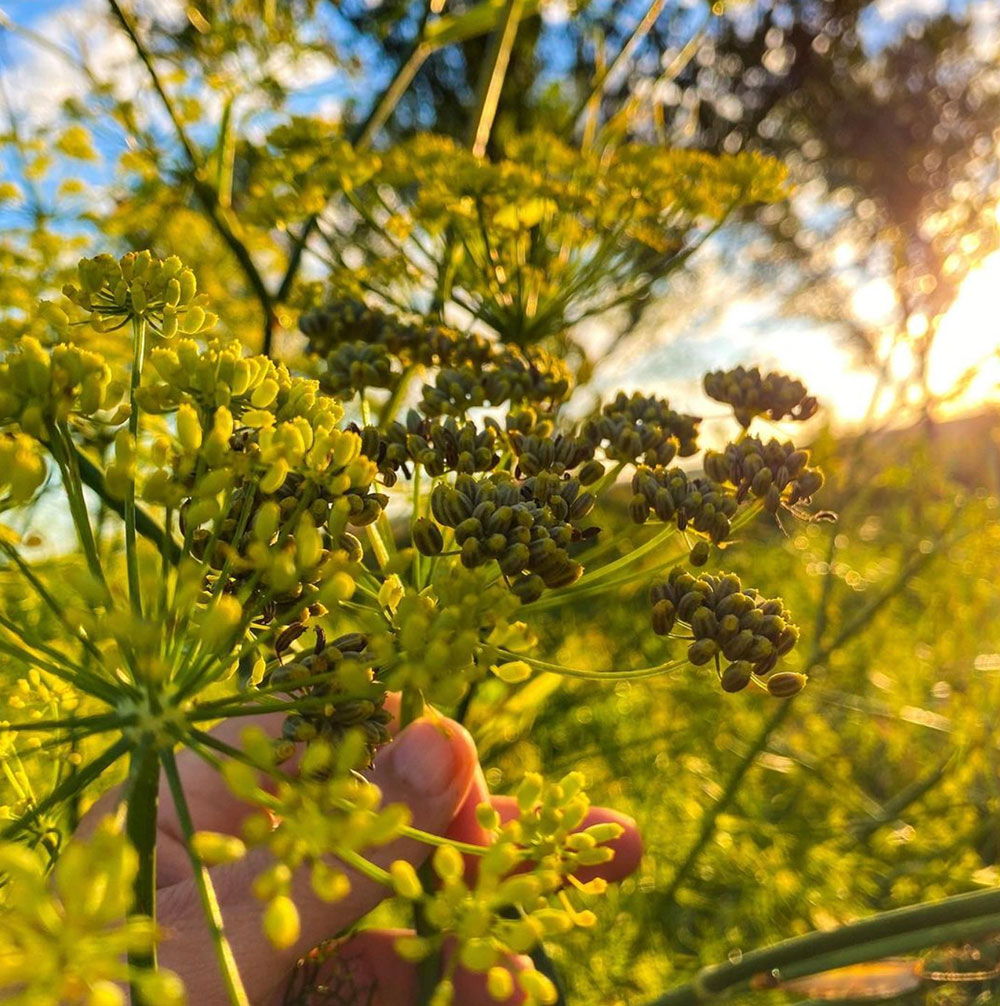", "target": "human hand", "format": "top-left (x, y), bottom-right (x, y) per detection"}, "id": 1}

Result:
top-left (79, 704), bottom-right (641, 1005)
